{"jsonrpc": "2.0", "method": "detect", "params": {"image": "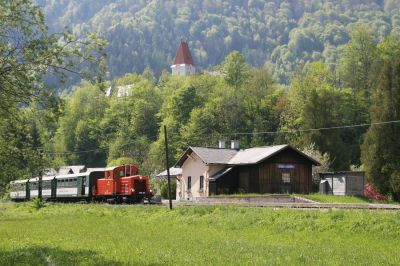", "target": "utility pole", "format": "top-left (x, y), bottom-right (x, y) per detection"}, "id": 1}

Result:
top-left (164, 125), bottom-right (173, 210)
top-left (38, 150), bottom-right (43, 200)
top-left (38, 171), bottom-right (42, 200)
